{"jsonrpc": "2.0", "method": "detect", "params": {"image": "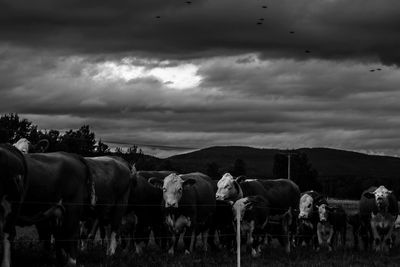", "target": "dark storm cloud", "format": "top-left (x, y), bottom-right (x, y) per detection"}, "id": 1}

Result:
top-left (0, 0), bottom-right (400, 65)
